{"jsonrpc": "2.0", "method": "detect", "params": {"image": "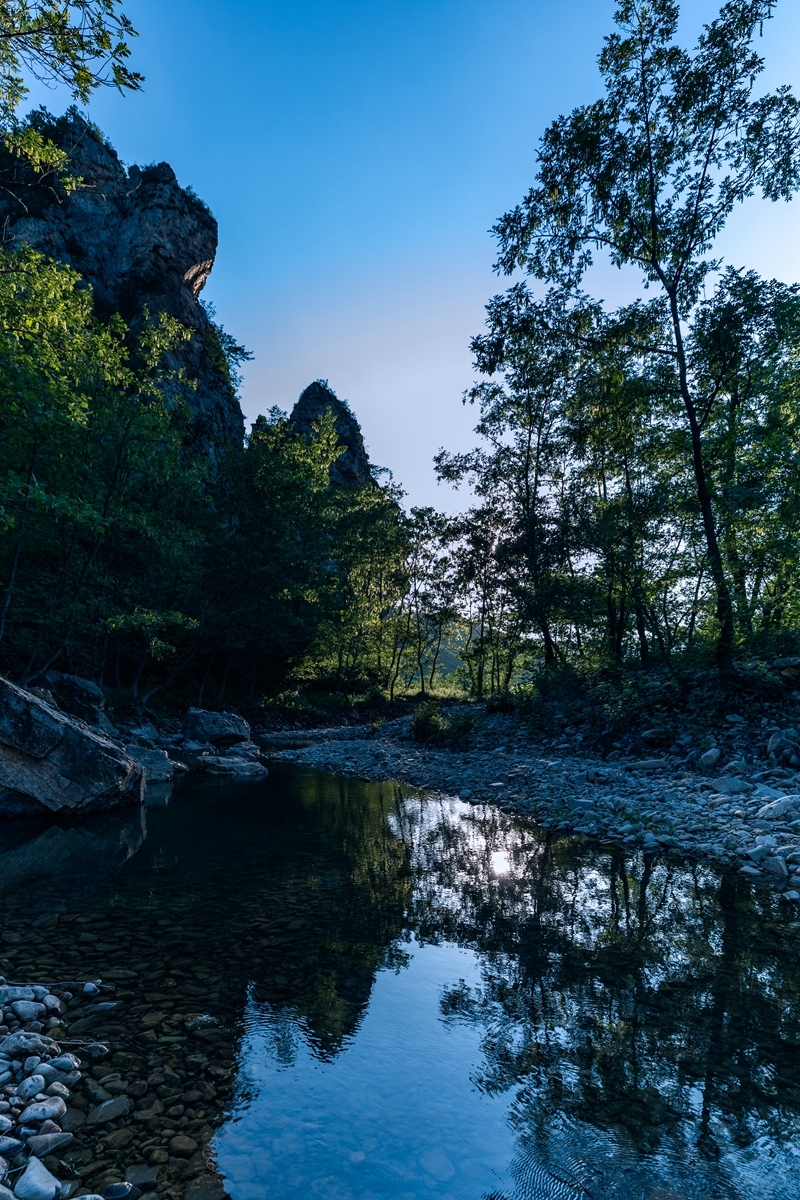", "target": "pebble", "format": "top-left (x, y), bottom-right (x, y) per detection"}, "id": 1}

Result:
top-left (85, 1096), bottom-right (132, 1125)
top-left (13, 1157), bottom-right (60, 1200)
